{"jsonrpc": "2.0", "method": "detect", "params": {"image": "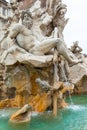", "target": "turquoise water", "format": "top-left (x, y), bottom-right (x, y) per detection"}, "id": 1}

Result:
top-left (0, 94), bottom-right (87, 130)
